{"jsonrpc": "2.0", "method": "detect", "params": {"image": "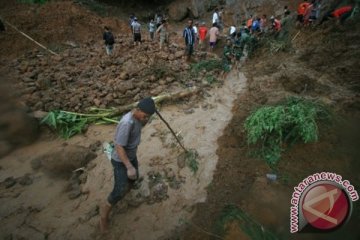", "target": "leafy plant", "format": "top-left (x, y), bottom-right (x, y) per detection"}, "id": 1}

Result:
top-left (41, 109), bottom-right (119, 139)
top-left (216, 205), bottom-right (278, 240)
top-left (244, 97), bottom-right (331, 166)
